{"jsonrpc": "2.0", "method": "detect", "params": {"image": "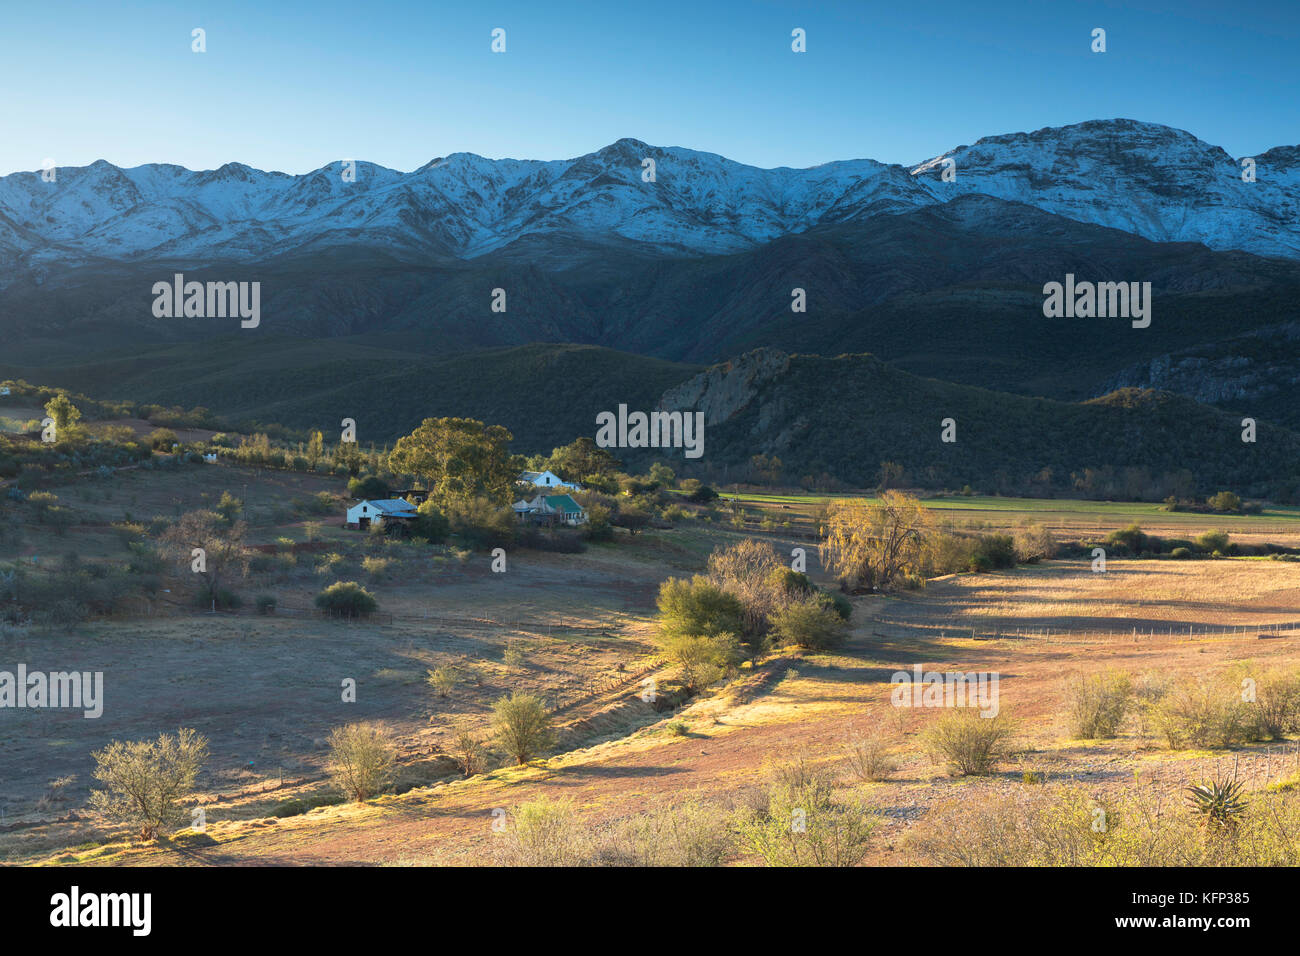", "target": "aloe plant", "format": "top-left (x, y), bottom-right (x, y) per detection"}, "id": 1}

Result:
top-left (1185, 776), bottom-right (1249, 829)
